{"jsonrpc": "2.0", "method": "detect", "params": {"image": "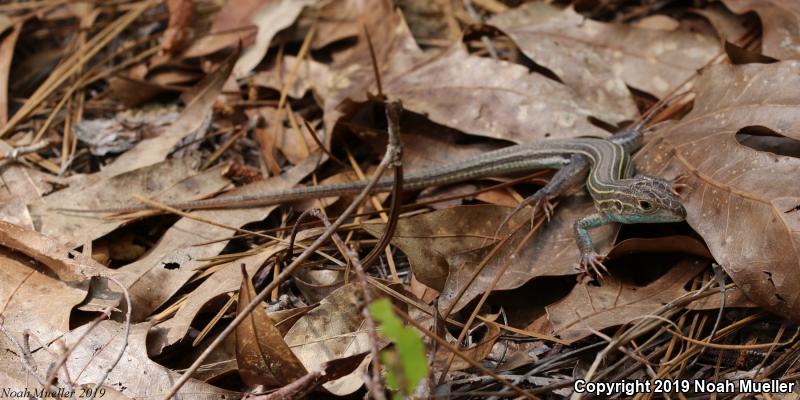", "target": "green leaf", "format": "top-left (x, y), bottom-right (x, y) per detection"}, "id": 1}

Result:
top-left (369, 298), bottom-right (428, 395)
